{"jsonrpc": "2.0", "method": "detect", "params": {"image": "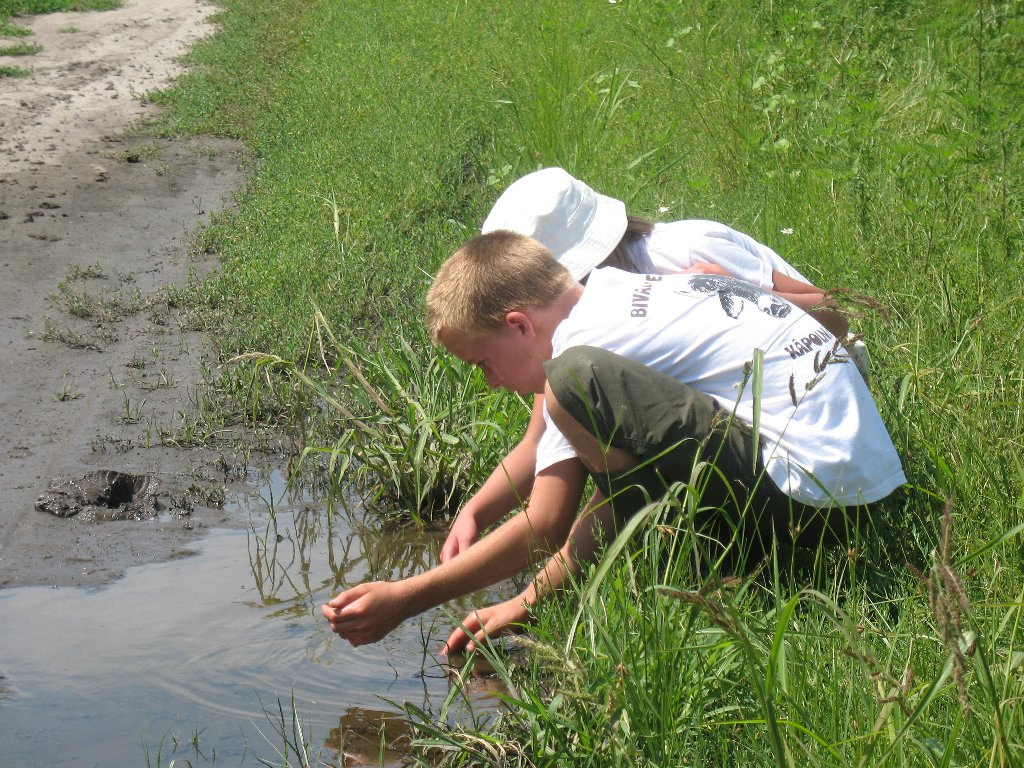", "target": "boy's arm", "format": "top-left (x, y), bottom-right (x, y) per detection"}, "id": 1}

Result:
top-left (444, 490), bottom-right (617, 653)
top-left (440, 397), bottom-right (546, 562)
top-left (322, 457), bottom-right (587, 646)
